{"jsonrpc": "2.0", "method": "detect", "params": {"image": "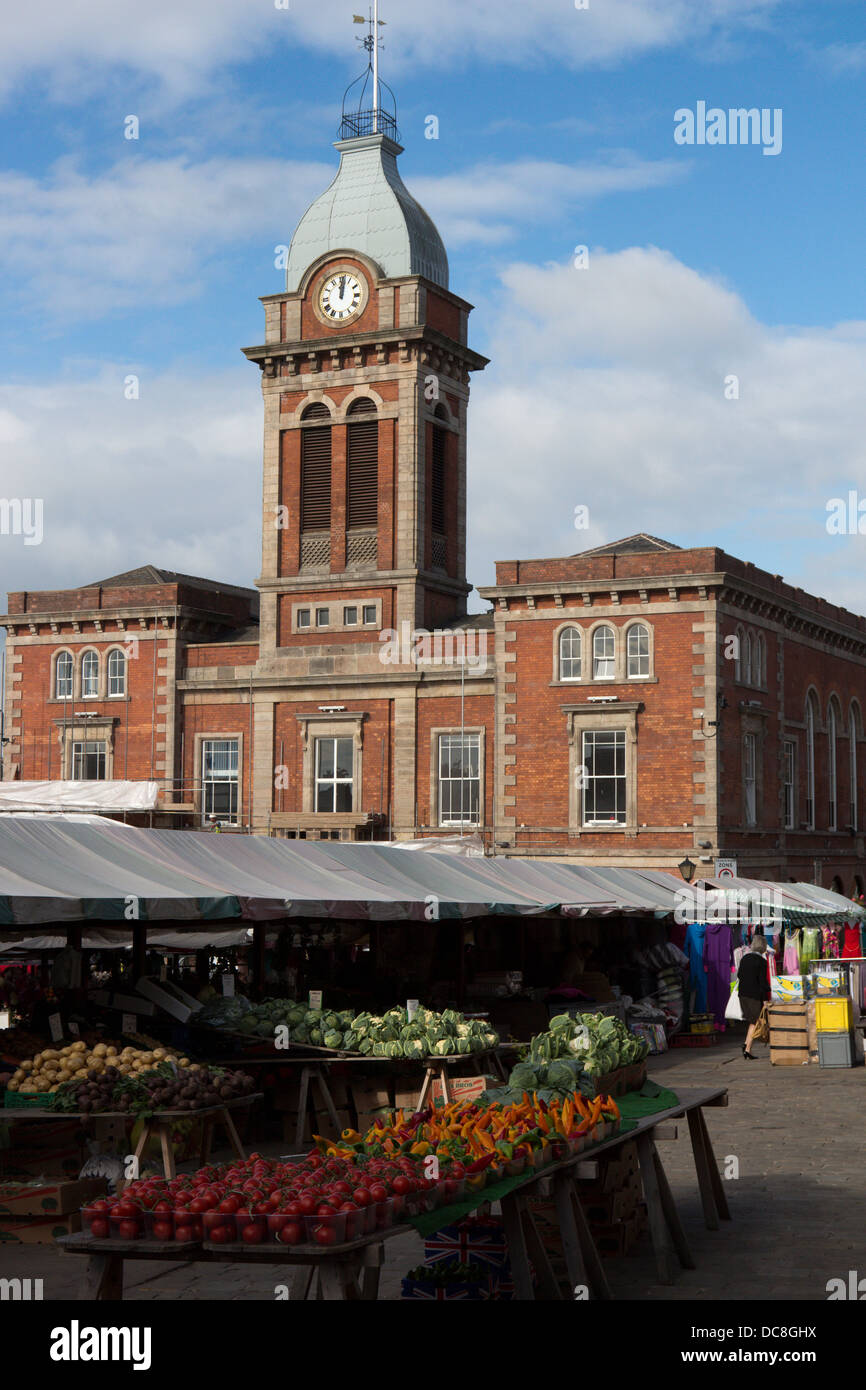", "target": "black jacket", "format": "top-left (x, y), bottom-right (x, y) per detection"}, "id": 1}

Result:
top-left (738, 951), bottom-right (771, 1001)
